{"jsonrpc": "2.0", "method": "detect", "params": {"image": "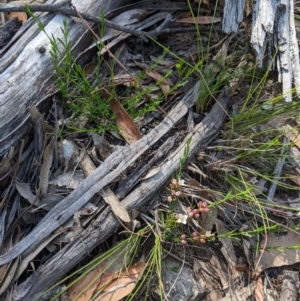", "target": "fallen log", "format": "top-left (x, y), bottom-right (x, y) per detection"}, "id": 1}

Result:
top-left (13, 87), bottom-right (229, 301)
top-left (0, 0), bottom-right (131, 157)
